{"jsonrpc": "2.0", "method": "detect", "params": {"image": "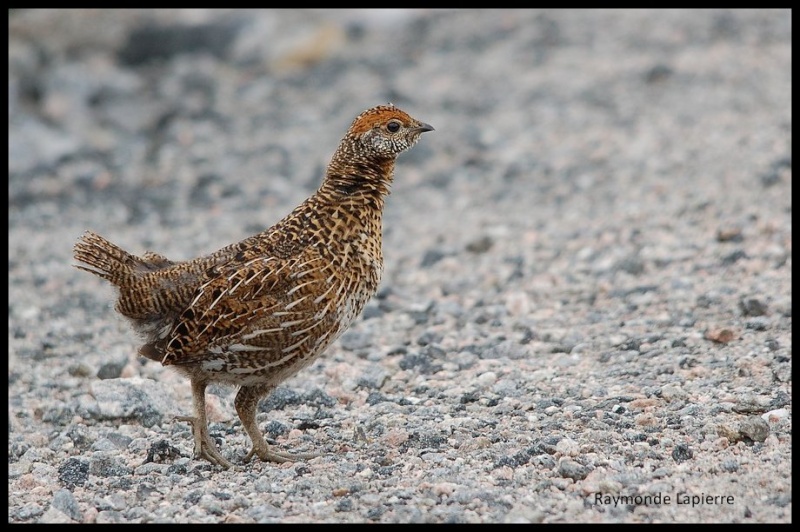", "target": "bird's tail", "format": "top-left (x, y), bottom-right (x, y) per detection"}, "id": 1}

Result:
top-left (73, 231), bottom-right (138, 287)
